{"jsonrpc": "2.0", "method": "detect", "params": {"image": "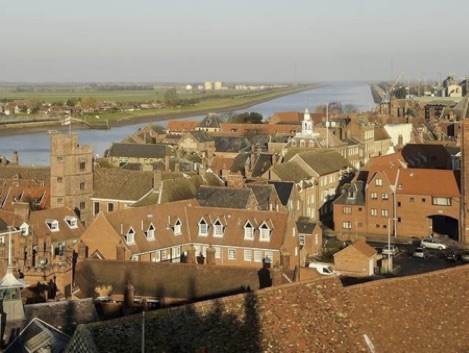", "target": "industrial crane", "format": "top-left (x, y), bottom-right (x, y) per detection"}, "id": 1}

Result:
top-left (380, 72), bottom-right (404, 104)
